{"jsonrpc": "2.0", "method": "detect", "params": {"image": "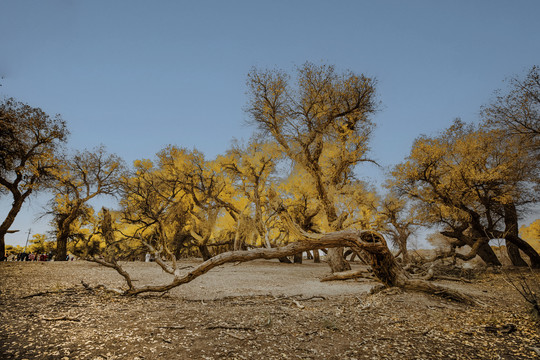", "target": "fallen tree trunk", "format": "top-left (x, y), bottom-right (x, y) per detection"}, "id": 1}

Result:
top-left (87, 206), bottom-right (480, 305)
top-left (320, 269), bottom-right (373, 282)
